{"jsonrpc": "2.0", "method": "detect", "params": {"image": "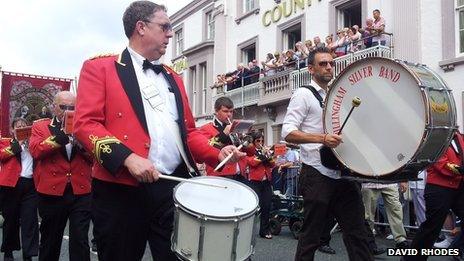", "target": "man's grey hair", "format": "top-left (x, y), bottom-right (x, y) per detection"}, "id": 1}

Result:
top-left (123, 1), bottom-right (167, 38)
